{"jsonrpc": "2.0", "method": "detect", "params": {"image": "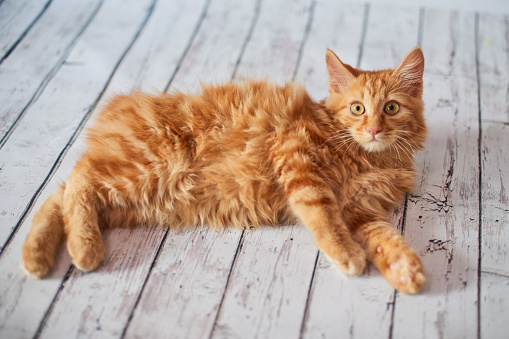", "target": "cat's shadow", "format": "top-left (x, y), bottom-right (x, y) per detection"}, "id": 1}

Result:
top-left (47, 225), bottom-right (463, 299)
